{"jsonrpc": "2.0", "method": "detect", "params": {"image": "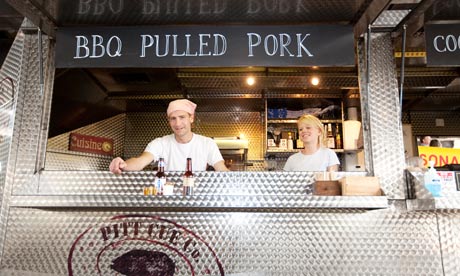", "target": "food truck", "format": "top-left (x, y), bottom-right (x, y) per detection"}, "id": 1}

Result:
top-left (0, 0), bottom-right (459, 275)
